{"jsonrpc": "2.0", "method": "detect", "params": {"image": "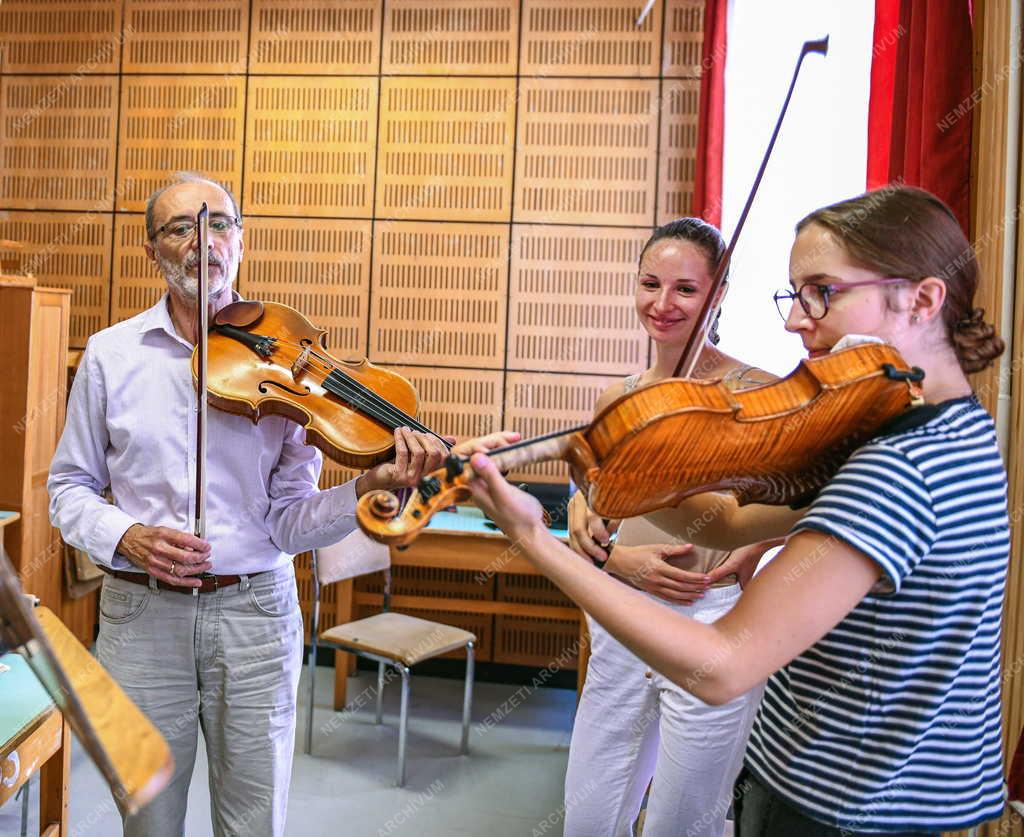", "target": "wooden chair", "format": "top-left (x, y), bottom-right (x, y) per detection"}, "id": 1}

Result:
top-left (304, 529), bottom-right (476, 786)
